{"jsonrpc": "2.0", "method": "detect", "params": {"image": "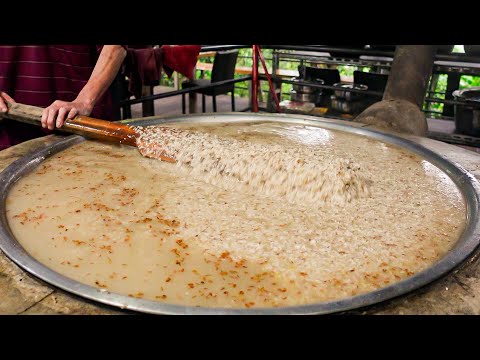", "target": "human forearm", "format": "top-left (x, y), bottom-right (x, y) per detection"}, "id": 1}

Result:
top-left (0, 91), bottom-right (15, 113)
top-left (41, 45), bottom-right (127, 129)
top-left (75, 45), bottom-right (127, 111)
